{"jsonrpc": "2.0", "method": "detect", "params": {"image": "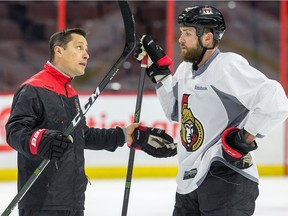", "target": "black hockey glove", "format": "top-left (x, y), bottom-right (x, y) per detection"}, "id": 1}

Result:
top-left (134, 35), bottom-right (172, 83)
top-left (30, 129), bottom-right (73, 161)
top-left (221, 128), bottom-right (258, 169)
top-left (129, 126), bottom-right (177, 158)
